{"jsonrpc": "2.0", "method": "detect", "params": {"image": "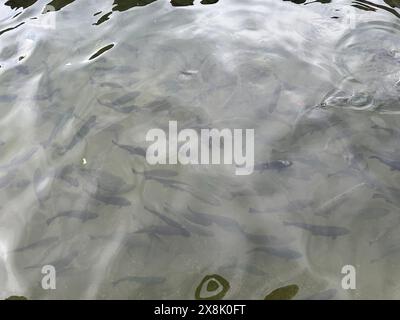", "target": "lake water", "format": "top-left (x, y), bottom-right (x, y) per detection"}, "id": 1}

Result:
top-left (1, 0), bottom-right (400, 299)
